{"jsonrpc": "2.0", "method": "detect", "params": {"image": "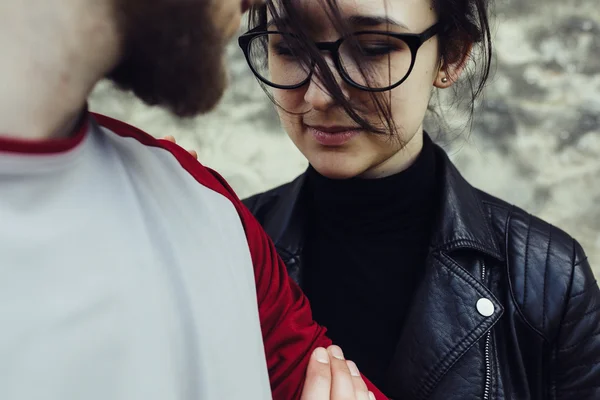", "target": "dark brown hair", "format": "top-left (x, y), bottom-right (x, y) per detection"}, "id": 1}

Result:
top-left (108, 0), bottom-right (228, 117)
top-left (247, 0), bottom-right (493, 136)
